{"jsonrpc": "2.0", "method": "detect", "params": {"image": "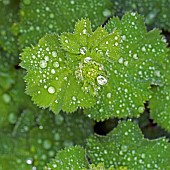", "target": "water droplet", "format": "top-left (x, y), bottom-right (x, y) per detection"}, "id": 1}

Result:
top-left (103, 9), bottom-right (111, 17)
top-left (51, 69), bottom-right (56, 74)
top-left (97, 76), bottom-right (107, 85)
top-left (53, 62), bottom-right (59, 68)
top-left (82, 29), bottom-right (87, 34)
top-left (43, 140), bottom-right (52, 150)
top-left (54, 133), bottom-right (60, 140)
top-left (39, 60), bottom-right (47, 68)
top-left (107, 93), bottom-right (112, 98)
top-left (80, 47), bottom-right (87, 55)
top-left (44, 56), bottom-right (49, 61)
top-left (84, 57), bottom-right (92, 63)
top-left (52, 51), bottom-right (57, 57)
top-left (118, 57), bottom-right (123, 64)
top-left (133, 54), bottom-right (138, 59)
top-left (2, 93), bottom-right (11, 103)
top-left (138, 106), bottom-right (144, 113)
top-left (49, 13), bottom-right (54, 19)
top-left (23, 0), bottom-right (31, 5)
top-left (141, 46), bottom-right (146, 52)
top-left (26, 159), bottom-right (32, 165)
top-left (124, 61), bottom-right (129, 67)
top-left (8, 113), bottom-right (17, 124)
top-left (48, 86), bottom-right (55, 94)
top-left (72, 96), bottom-right (76, 101)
